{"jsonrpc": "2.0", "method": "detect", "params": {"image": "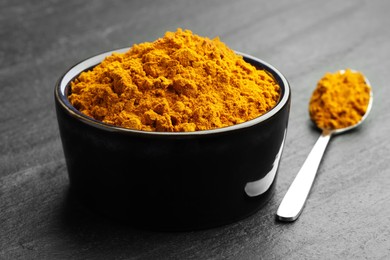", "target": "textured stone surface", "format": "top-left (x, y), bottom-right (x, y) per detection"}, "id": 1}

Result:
top-left (1, 0), bottom-right (390, 259)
